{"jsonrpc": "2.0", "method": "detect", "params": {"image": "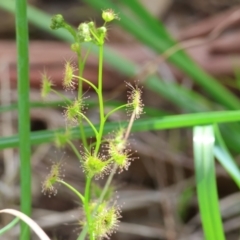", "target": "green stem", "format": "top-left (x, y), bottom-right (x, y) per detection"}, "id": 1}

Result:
top-left (77, 50), bottom-right (83, 108)
top-left (96, 111), bottom-right (137, 206)
top-left (16, 0), bottom-right (31, 239)
top-left (58, 180), bottom-right (85, 203)
top-left (63, 23), bottom-right (77, 41)
top-left (79, 164), bottom-right (118, 240)
top-left (0, 218), bottom-right (19, 236)
top-left (79, 45), bottom-right (105, 240)
top-left (104, 104), bottom-right (128, 121)
top-left (124, 111), bottom-right (136, 141)
top-left (77, 50), bottom-right (88, 149)
top-left (67, 140), bottom-right (82, 161)
top-left (79, 113), bottom-right (99, 137)
top-left (51, 89), bottom-right (72, 103)
top-left (90, 28), bottom-right (100, 43)
top-left (98, 164), bottom-right (117, 204)
top-left (73, 75), bottom-right (98, 93)
top-left (84, 176), bottom-right (94, 240)
top-left (95, 44), bottom-right (105, 155)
